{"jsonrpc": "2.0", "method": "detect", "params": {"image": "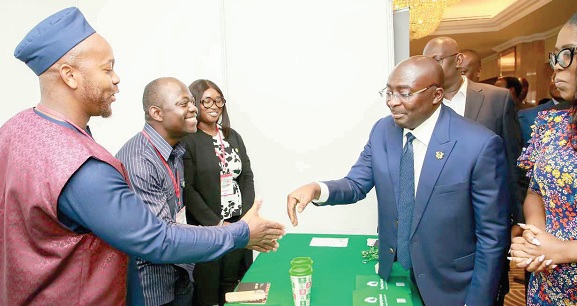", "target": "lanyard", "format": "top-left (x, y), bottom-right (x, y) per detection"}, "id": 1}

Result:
top-left (215, 125), bottom-right (227, 167)
top-left (35, 104), bottom-right (94, 140)
top-left (141, 131), bottom-right (181, 206)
